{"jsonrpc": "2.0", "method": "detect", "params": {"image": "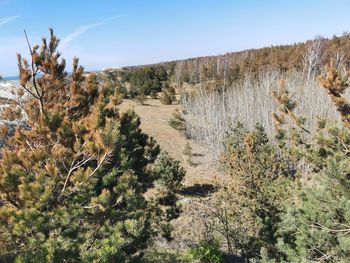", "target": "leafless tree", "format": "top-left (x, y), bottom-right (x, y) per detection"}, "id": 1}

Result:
top-left (174, 61), bottom-right (183, 88)
top-left (303, 37), bottom-right (324, 83)
top-left (334, 51), bottom-right (346, 71)
top-left (216, 56), bottom-right (221, 77)
top-left (188, 60), bottom-right (199, 84)
top-left (181, 69), bottom-right (347, 160)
